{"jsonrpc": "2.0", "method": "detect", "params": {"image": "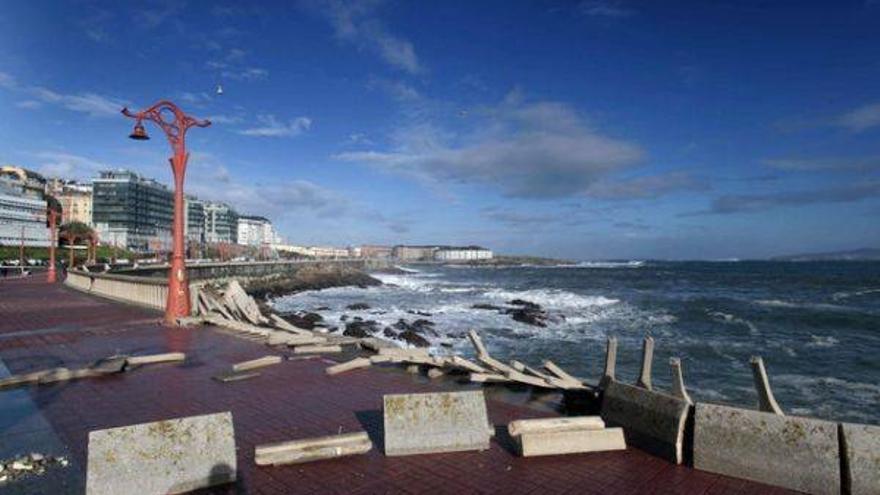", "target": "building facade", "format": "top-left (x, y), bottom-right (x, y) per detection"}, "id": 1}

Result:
top-left (0, 176), bottom-right (49, 248)
top-left (434, 247), bottom-right (494, 262)
top-left (392, 245), bottom-right (438, 261)
top-left (237, 215), bottom-right (277, 246)
top-left (184, 196), bottom-right (206, 245)
top-left (91, 170), bottom-right (173, 252)
top-left (55, 182), bottom-right (92, 225)
top-left (205, 201), bottom-right (238, 244)
top-left (360, 245), bottom-right (392, 259)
